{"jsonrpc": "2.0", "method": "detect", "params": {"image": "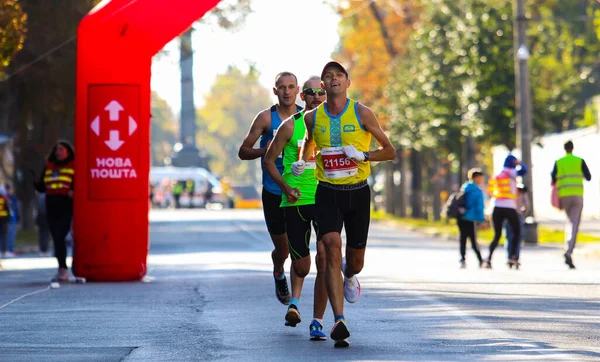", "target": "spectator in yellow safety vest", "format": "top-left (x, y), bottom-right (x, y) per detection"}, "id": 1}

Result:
top-left (484, 154), bottom-right (527, 269)
top-left (551, 140), bottom-right (591, 269)
top-left (33, 140), bottom-right (75, 282)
